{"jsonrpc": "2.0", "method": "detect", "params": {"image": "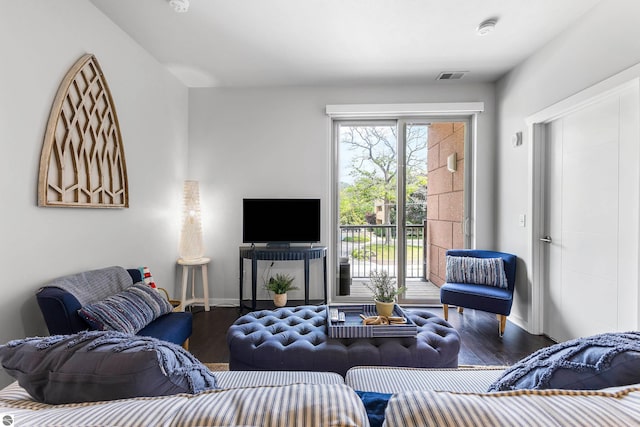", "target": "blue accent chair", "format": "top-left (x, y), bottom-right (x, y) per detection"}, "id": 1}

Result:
top-left (36, 268), bottom-right (192, 348)
top-left (440, 249), bottom-right (517, 336)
